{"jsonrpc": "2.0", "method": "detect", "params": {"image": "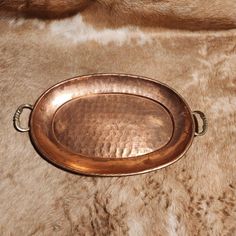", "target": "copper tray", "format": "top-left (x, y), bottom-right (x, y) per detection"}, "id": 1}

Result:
top-left (14, 74), bottom-right (207, 176)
